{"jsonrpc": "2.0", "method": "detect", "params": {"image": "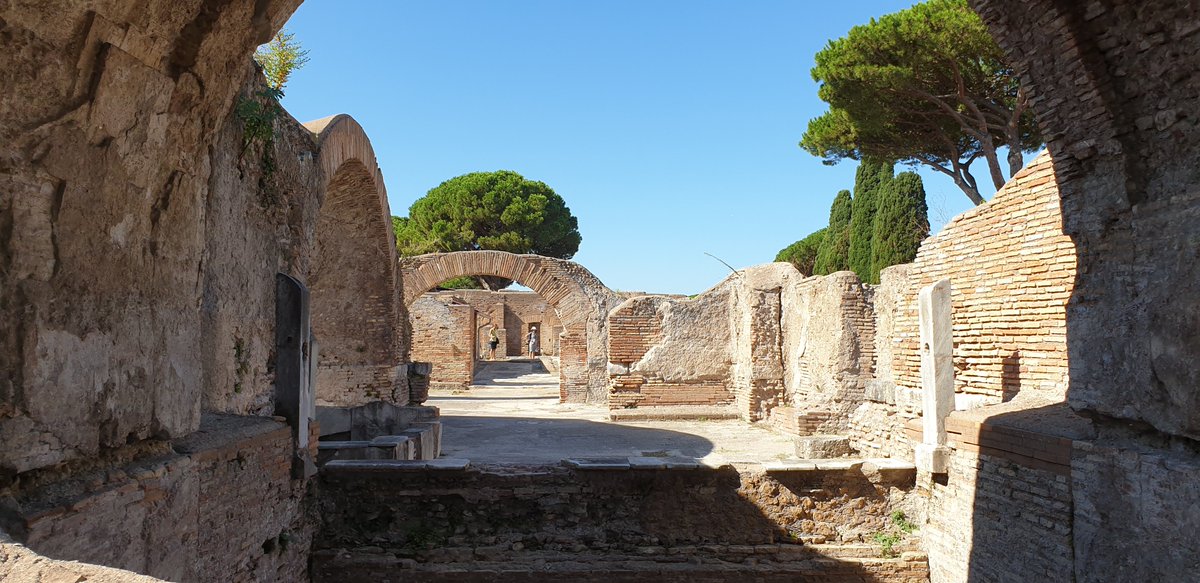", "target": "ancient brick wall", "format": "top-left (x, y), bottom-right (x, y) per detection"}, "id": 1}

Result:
top-left (5, 415), bottom-right (314, 582)
top-left (924, 446), bottom-right (1073, 583)
top-left (314, 463), bottom-right (925, 582)
top-left (410, 295), bottom-right (476, 389)
top-left (887, 152), bottom-right (1073, 403)
top-left (607, 289), bottom-right (735, 410)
